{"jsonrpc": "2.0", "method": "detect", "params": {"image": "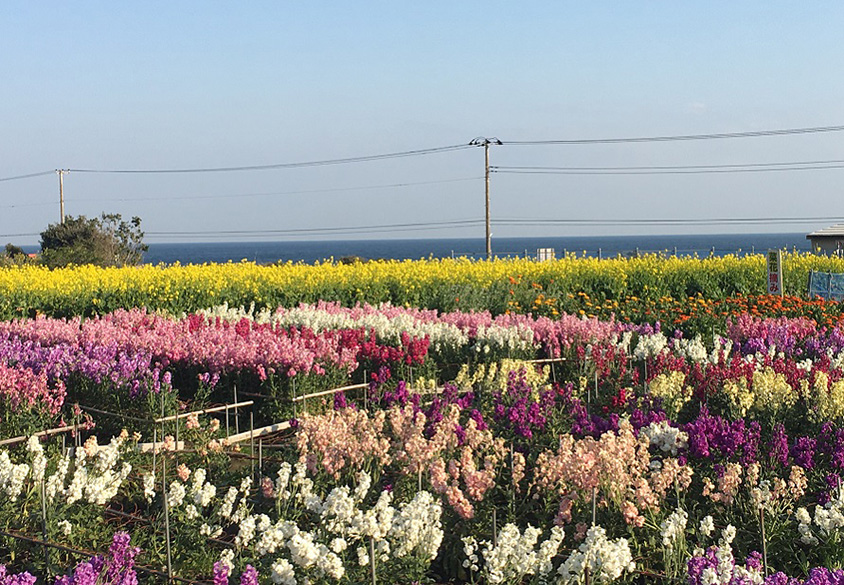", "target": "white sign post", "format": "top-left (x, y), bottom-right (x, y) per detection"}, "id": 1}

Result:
top-left (767, 249), bottom-right (783, 296)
